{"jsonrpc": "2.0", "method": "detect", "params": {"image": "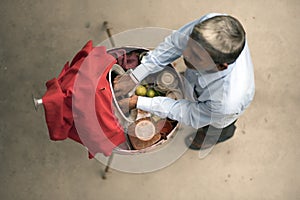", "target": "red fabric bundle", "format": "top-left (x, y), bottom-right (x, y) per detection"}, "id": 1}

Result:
top-left (42, 40), bottom-right (126, 157)
top-left (108, 48), bottom-right (139, 70)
